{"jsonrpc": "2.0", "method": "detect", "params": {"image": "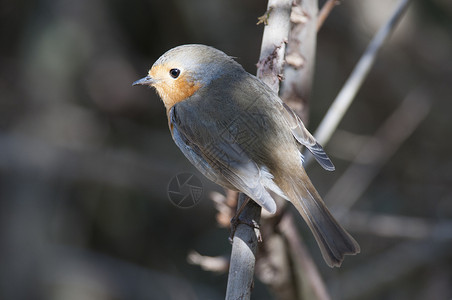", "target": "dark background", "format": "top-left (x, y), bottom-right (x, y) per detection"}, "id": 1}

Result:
top-left (1, 0), bottom-right (451, 299)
